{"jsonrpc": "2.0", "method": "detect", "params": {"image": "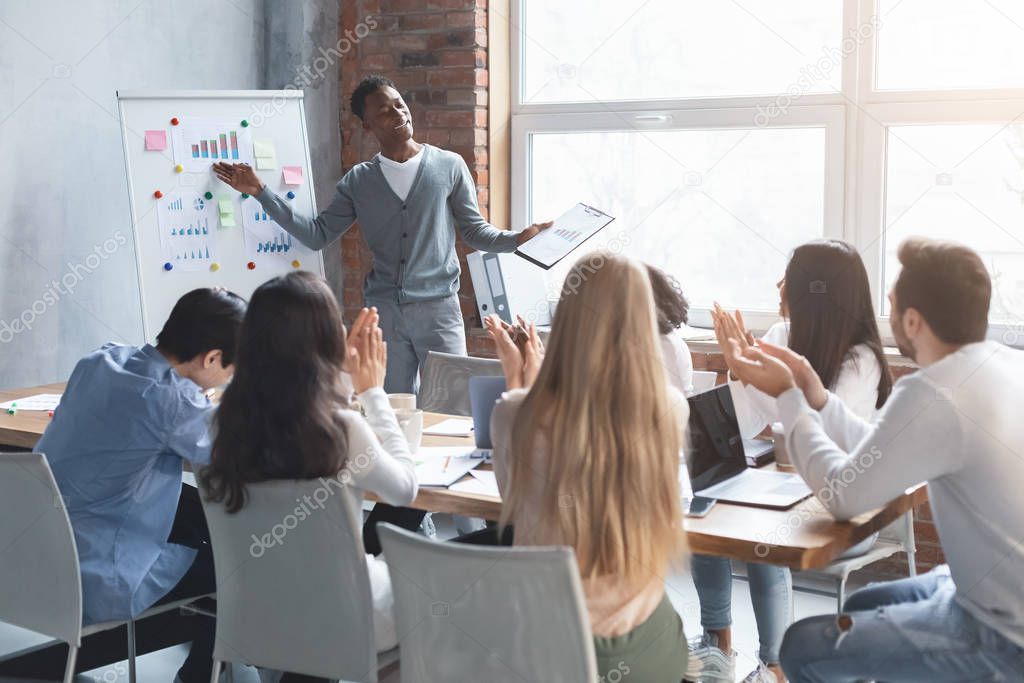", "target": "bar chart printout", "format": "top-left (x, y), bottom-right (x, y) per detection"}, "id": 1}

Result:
top-left (171, 117), bottom-right (254, 172)
top-left (241, 197), bottom-right (314, 265)
top-left (156, 191), bottom-right (220, 271)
